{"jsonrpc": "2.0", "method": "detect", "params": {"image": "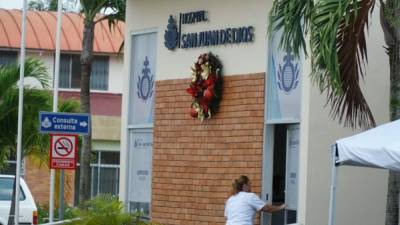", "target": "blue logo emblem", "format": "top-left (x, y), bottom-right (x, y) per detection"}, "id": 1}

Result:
top-left (164, 15), bottom-right (178, 50)
top-left (277, 52), bottom-right (299, 94)
top-left (137, 57), bottom-right (154, 101)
